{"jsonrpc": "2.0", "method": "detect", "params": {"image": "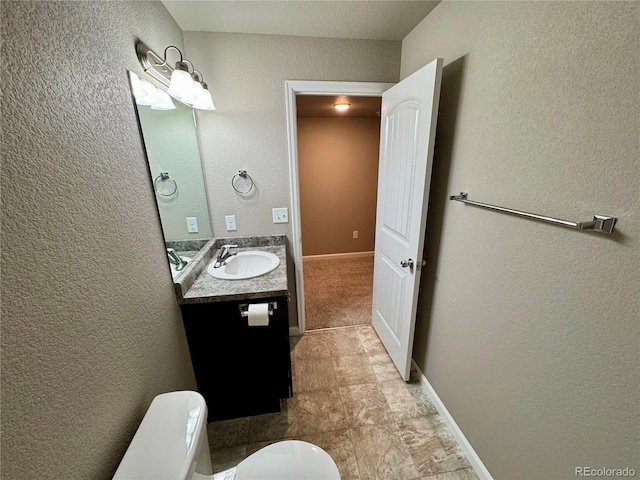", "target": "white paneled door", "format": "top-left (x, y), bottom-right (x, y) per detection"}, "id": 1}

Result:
top-left (372, 58), bottom-right (443, 380)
